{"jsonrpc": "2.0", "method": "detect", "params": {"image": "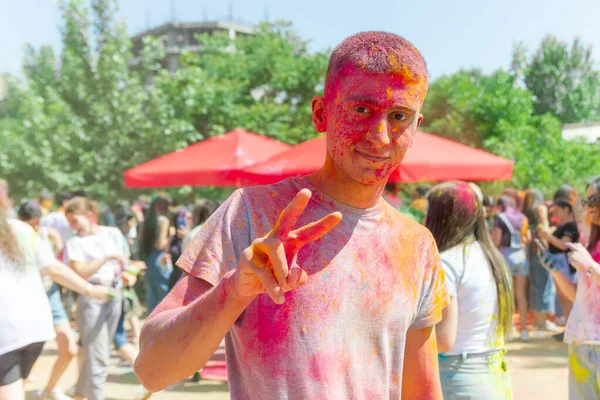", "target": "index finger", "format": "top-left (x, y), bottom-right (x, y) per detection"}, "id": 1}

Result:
top-left (291, 212), bottom-right (343, 248)
top-left (271, 189), bottom-right (312, 239)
